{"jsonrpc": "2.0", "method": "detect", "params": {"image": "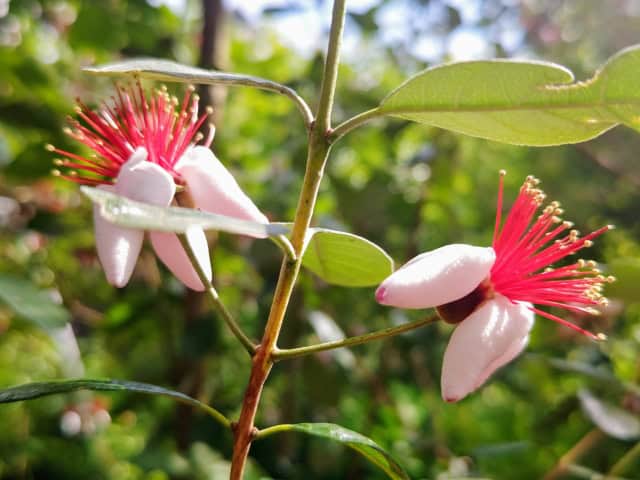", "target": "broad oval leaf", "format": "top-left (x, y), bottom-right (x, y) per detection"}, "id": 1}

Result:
top-left (81, 186), bottom-right (287, 238)
top-left (301, 228), bottom-right (393, 287)
top-left (0, 379), bottom-right (228, 426)
top-left (578, 389), bottom-right (640, 440)
top-left (0, 274), bottom-right (69, 329)
top-left (379, 45), bottom-right (640, 146)
top-left (258, 422), bottom-right (409, 480)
